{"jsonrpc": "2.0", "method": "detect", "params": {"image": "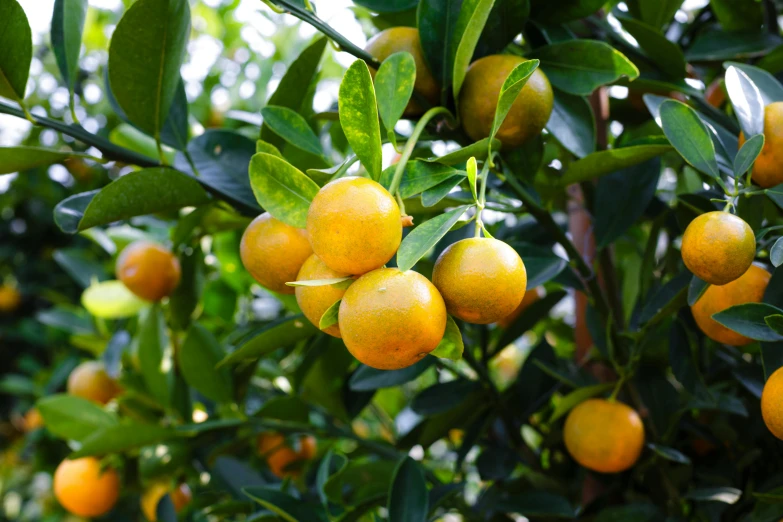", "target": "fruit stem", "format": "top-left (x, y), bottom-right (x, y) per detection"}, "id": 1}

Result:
top-left (388, 106), bottom-right (453, 199)
top-left (608, 374), bottom-right (625, 401)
